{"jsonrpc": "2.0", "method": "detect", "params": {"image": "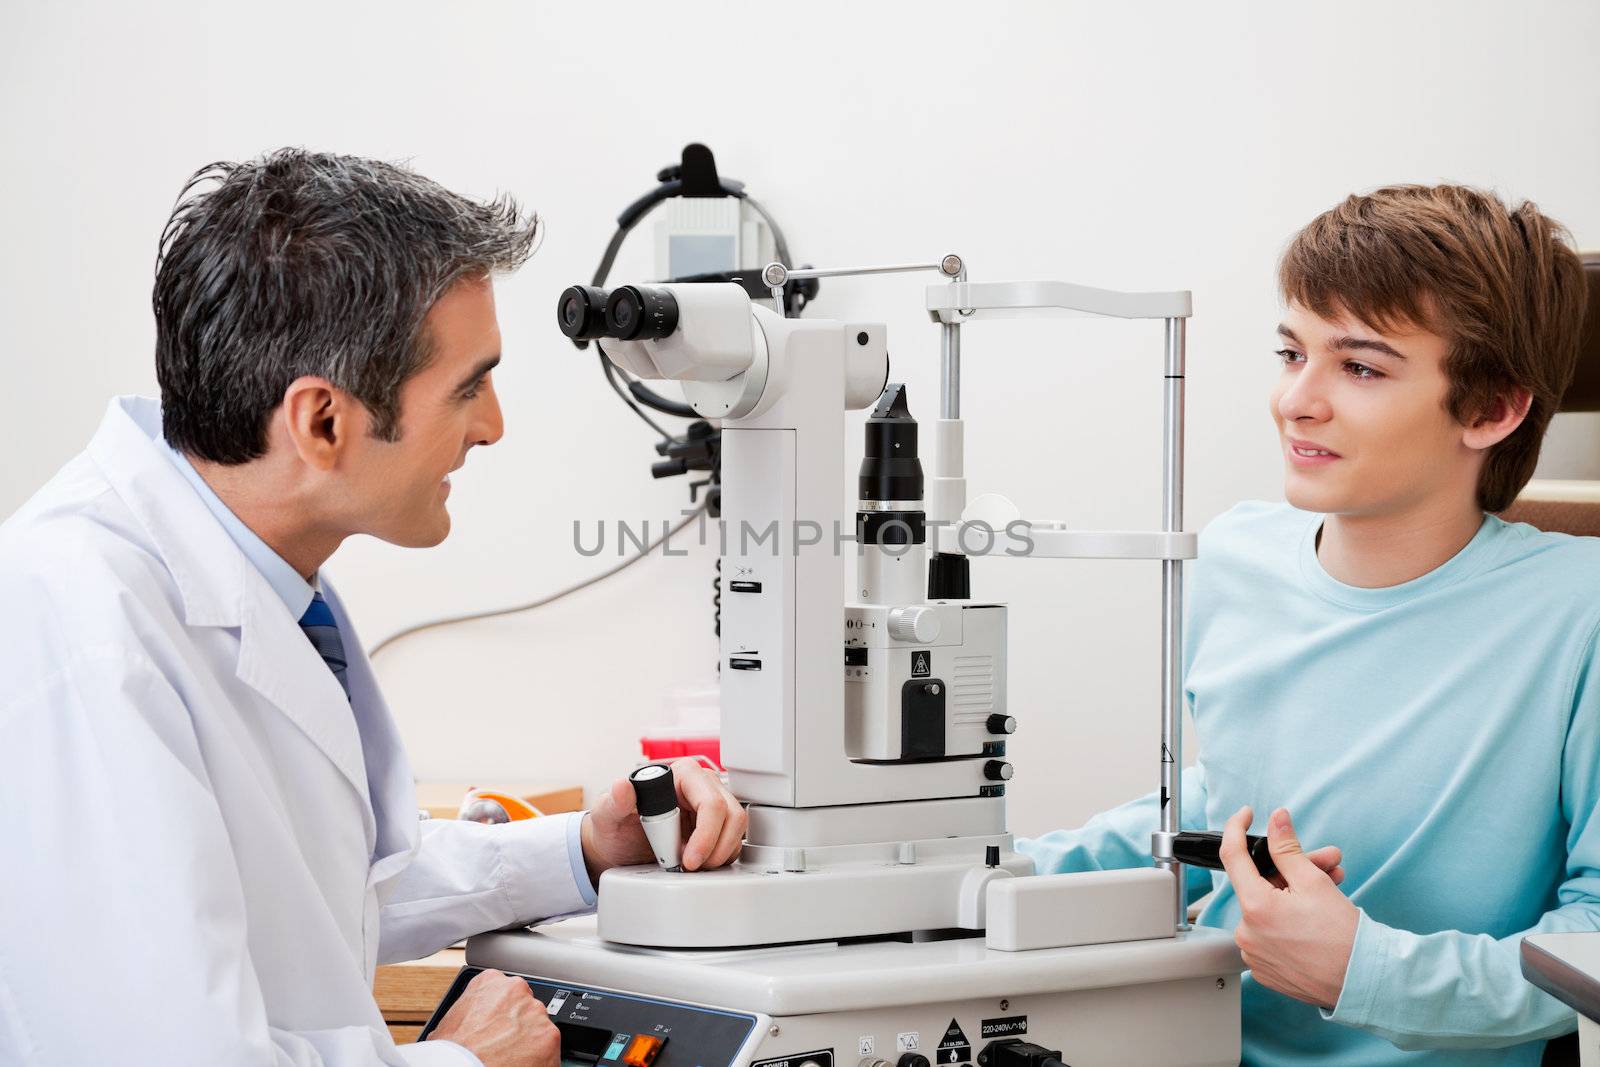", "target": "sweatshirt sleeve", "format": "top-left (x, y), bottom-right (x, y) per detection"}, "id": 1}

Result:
top-left (1016, 763), bottom-right (1215, 905)
top-left (1321, 622), bottom-right (1600, 1050)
